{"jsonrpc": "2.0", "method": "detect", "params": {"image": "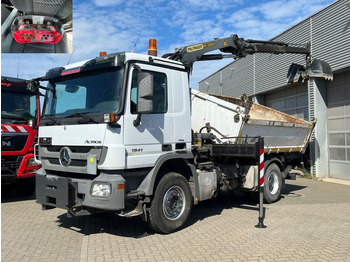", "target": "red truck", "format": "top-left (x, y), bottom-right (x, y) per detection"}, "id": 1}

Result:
top-left (1, 76), bottom-right (41, 196)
